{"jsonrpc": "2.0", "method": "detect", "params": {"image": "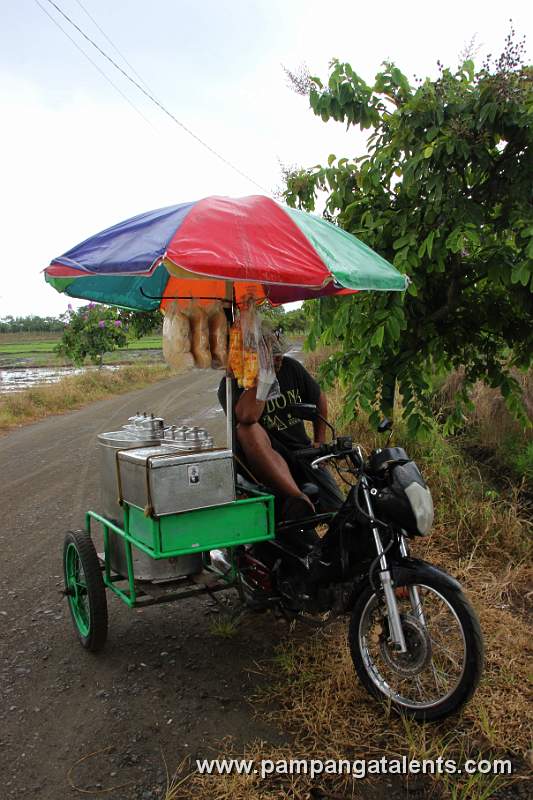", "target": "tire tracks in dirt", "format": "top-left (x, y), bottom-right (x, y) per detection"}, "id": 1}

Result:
top-left (0, 370), bottom-right (286, 800)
